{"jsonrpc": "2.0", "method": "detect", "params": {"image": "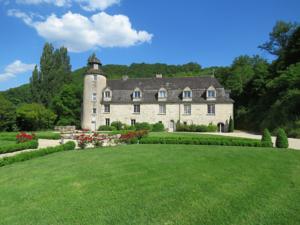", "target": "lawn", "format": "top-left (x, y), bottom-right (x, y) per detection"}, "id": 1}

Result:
top-left (0, 144), bottom-right (300, 225)
top-left (0, 131), bottom-right (60, 141)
